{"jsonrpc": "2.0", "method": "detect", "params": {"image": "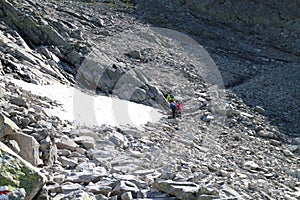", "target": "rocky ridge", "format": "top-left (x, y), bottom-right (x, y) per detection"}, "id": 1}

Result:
top-left (0, 0), bottom-right (299, 200)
